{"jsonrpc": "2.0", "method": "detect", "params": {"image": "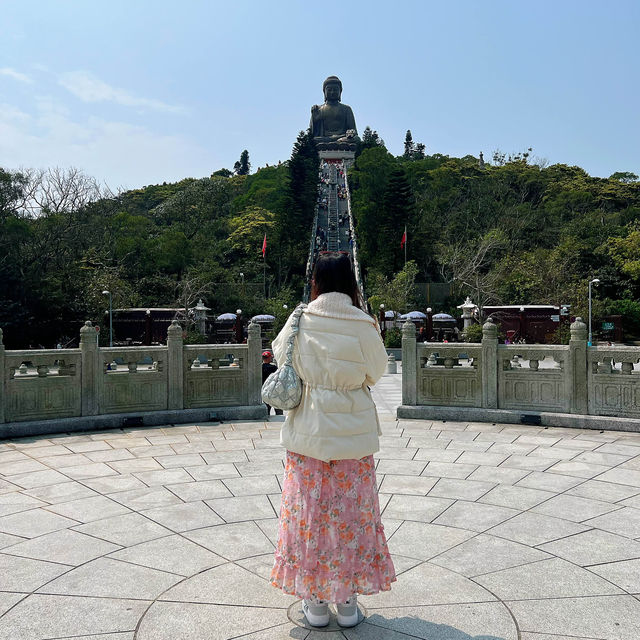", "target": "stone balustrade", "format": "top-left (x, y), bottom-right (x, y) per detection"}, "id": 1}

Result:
top-left (0, 321), bottom-right (265, 437)
top-left (399, 317), bottom-right (640, 430)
